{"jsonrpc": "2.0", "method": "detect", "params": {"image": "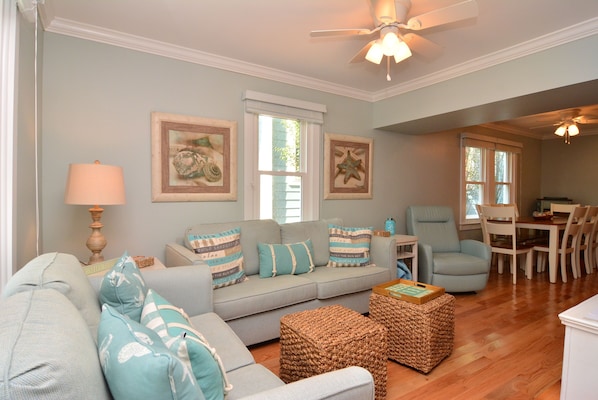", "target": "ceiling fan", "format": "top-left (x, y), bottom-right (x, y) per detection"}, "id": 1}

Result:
top-left (552, 109), bottom-right (598, 144)
top-left (310, 0), bottom-right (479, 81)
